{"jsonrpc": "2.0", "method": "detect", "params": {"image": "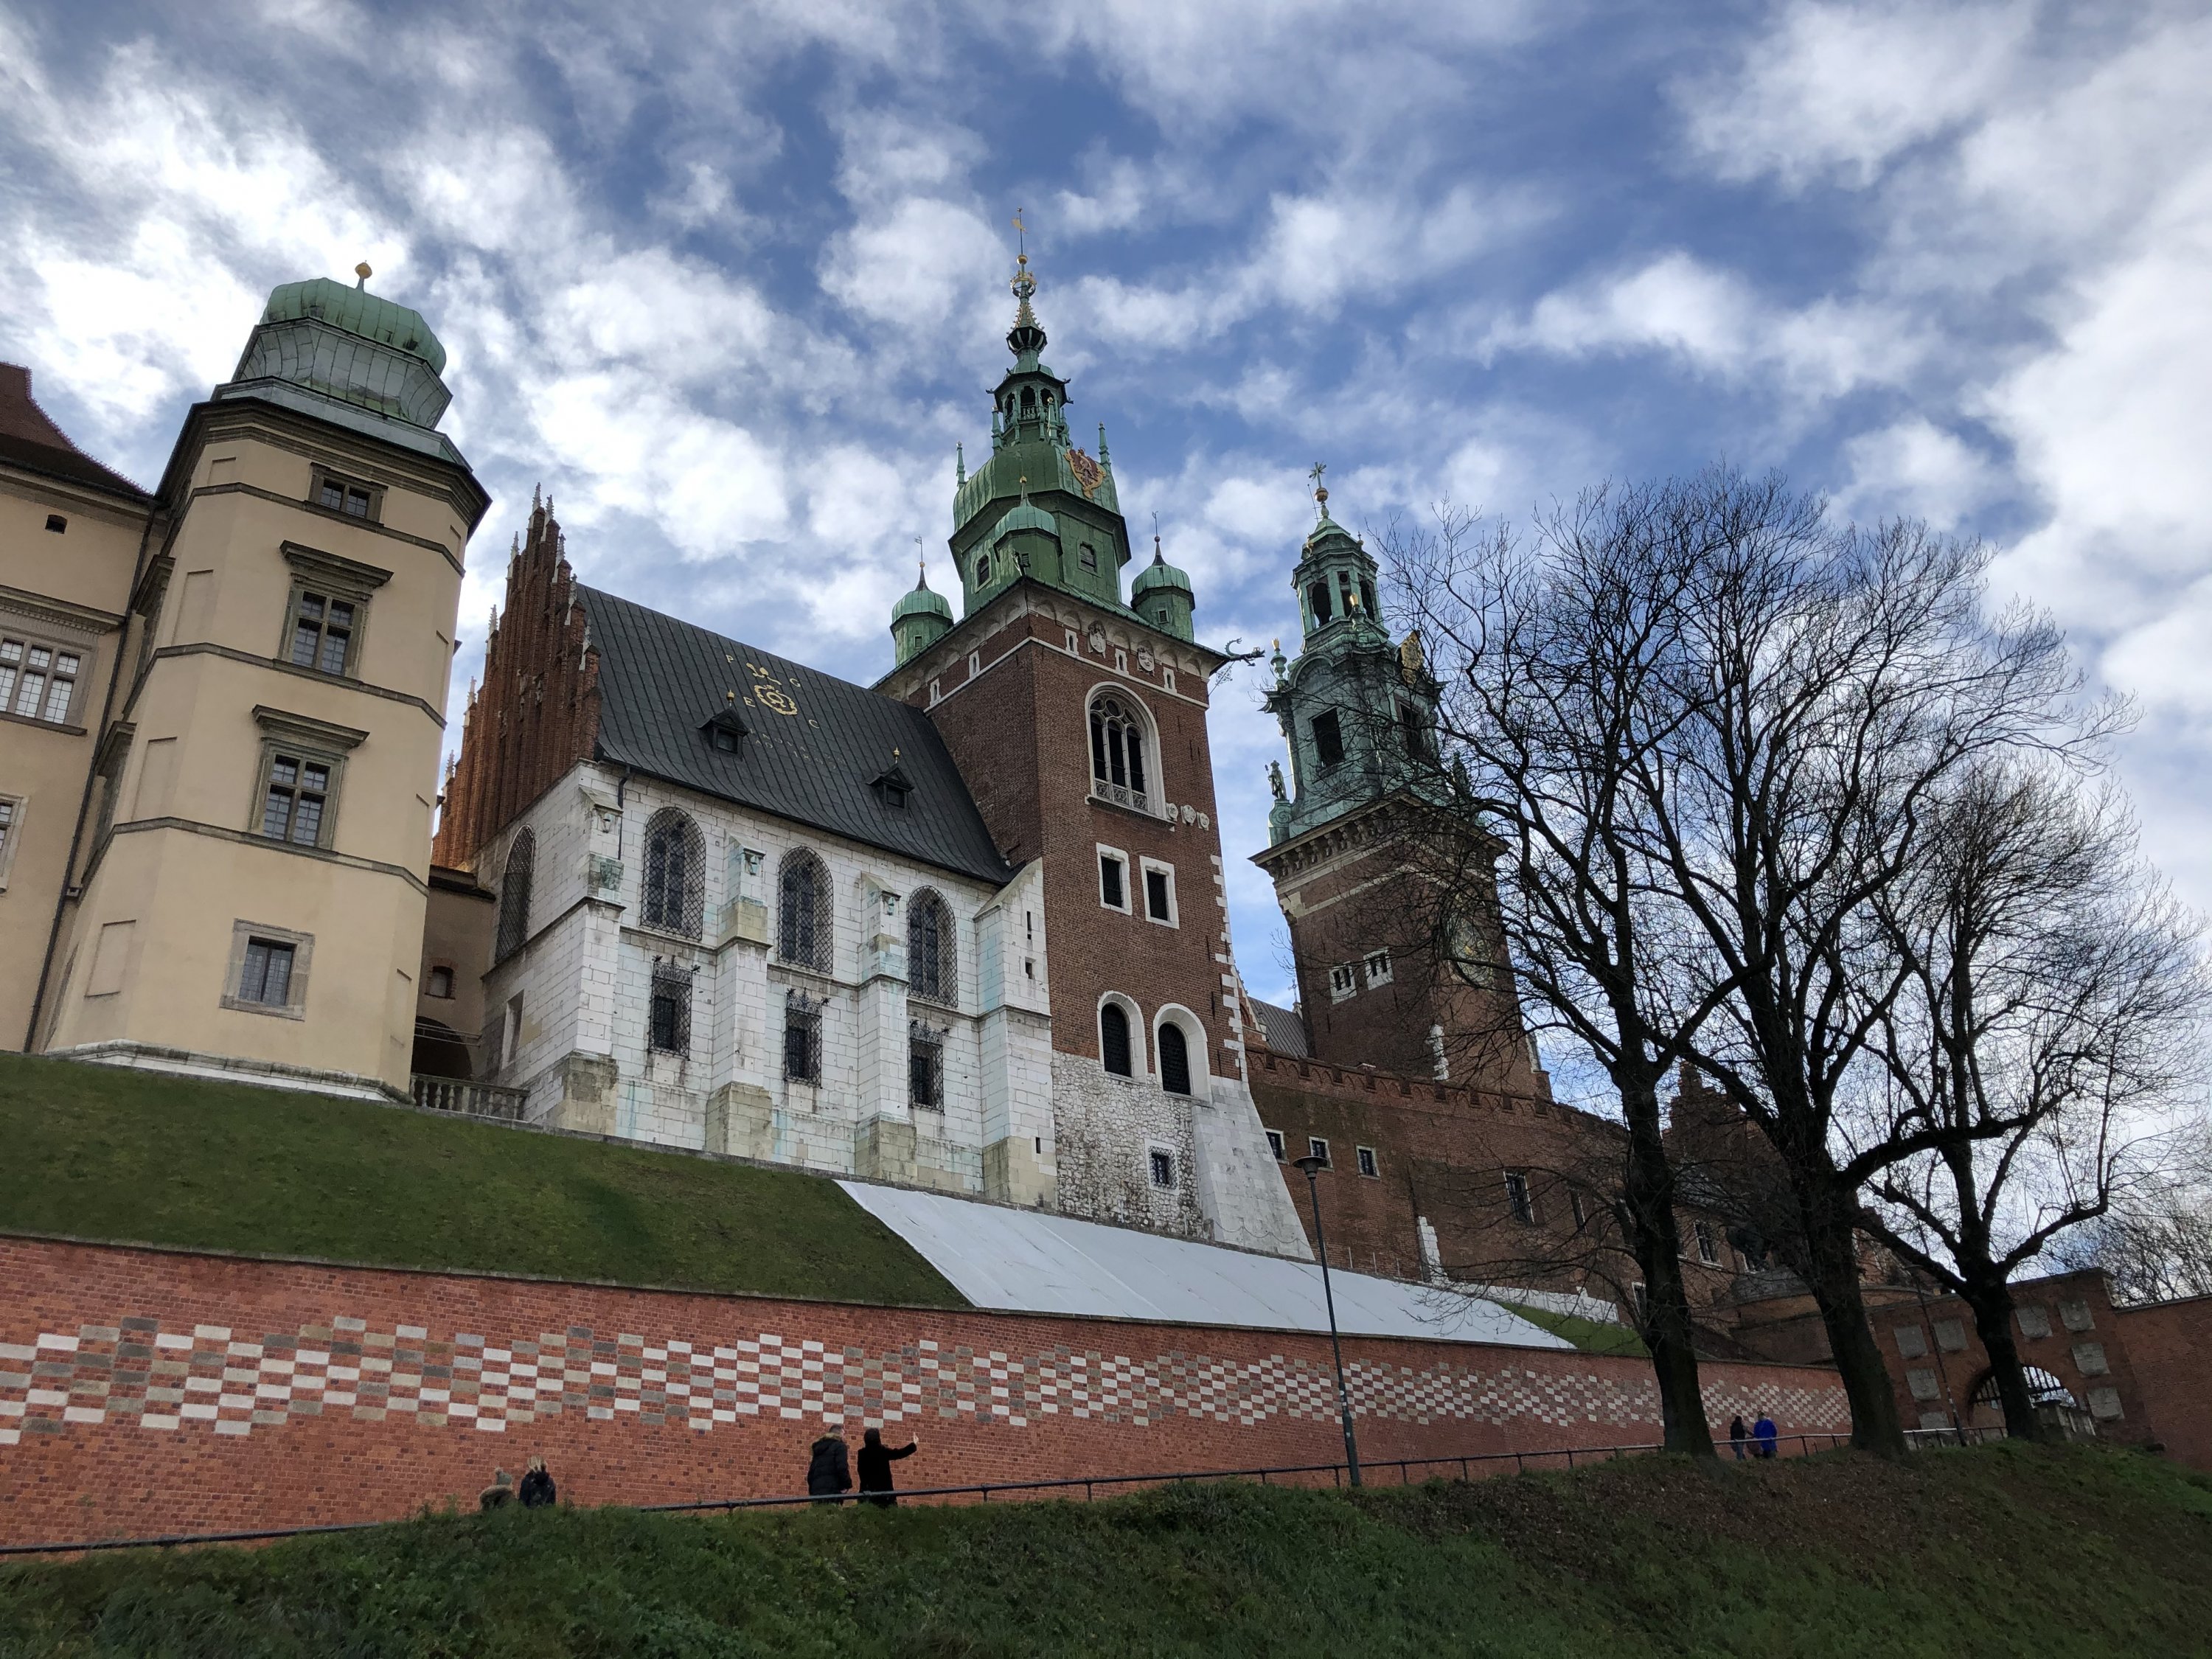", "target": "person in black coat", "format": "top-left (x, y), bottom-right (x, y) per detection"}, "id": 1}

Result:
top-left (1728, 1416), bottom-right (1749, 1461)
top-left (518, 1456), bottom-right (556, 1509)
top-left (856, 1427), bottom-right (919, 1507)
top-left (805, 1433), bottom-right (852, 1503)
